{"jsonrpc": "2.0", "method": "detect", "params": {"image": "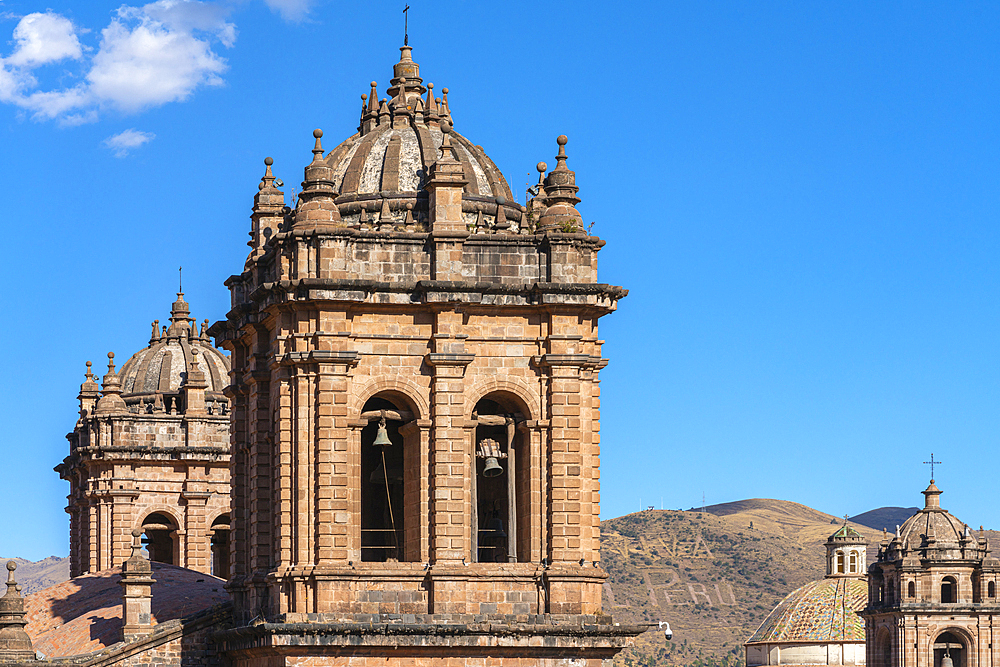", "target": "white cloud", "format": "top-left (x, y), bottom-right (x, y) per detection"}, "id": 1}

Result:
top-left (87, 4), bottom-right (230, 113)
top-left (6, 12), bottom-right (83, 68)
top-left (103, 128), bottom-right (155, 157)
top-left (263, 0), bottom-right (313, 22)
top-left (0, 1), bottom-right (234, 121)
